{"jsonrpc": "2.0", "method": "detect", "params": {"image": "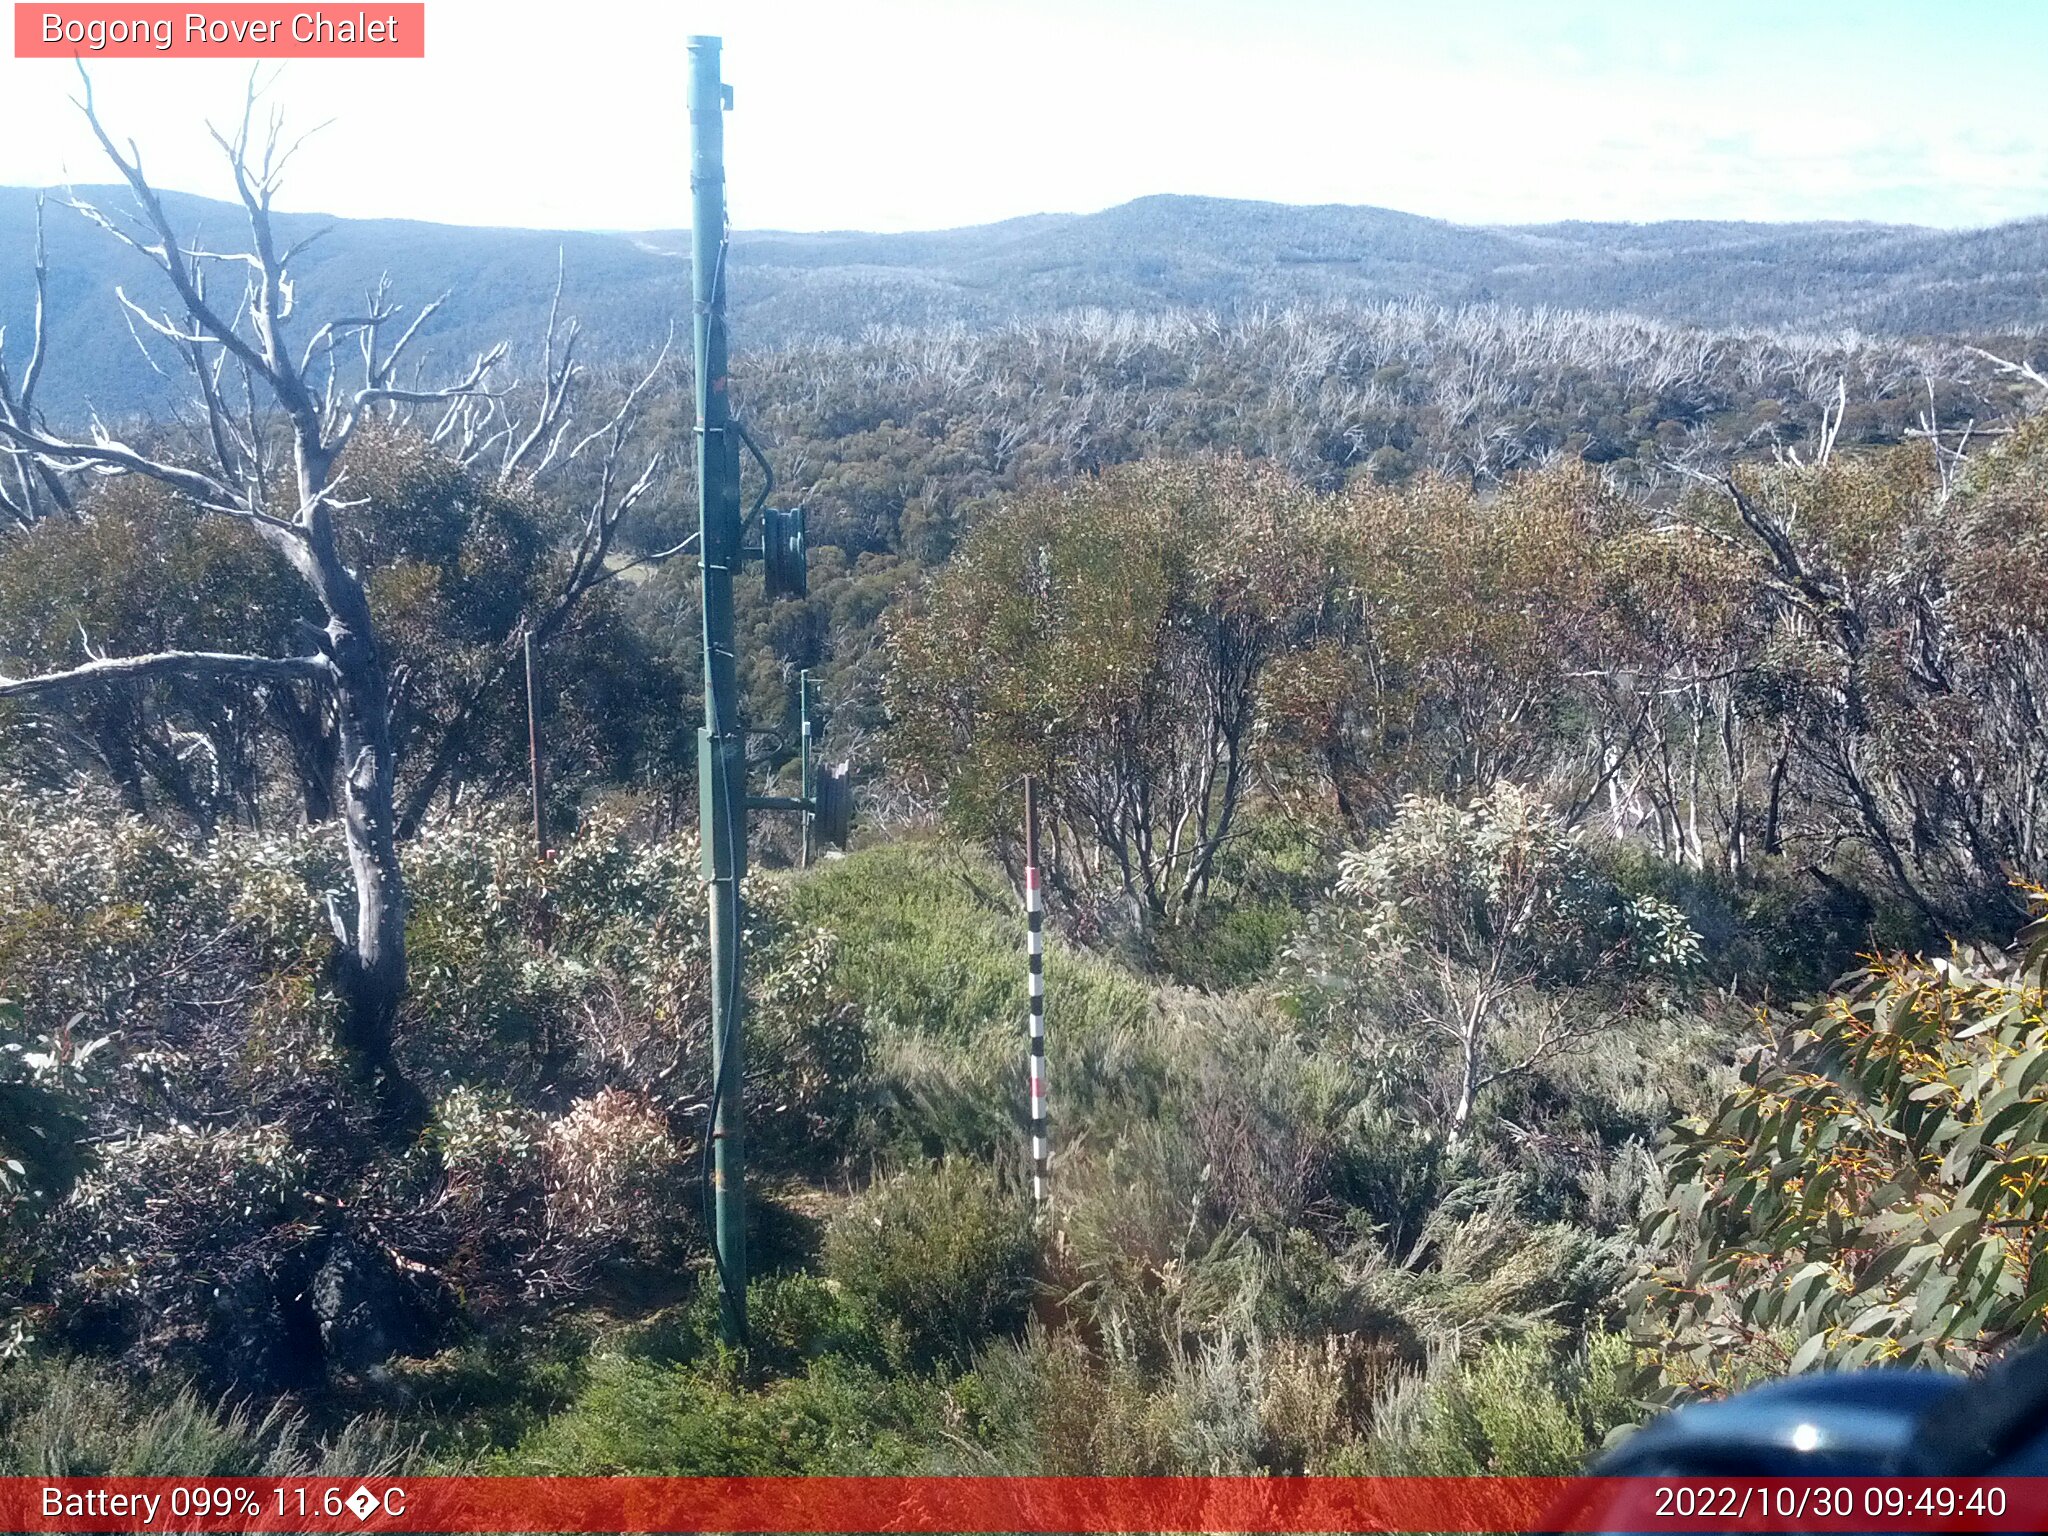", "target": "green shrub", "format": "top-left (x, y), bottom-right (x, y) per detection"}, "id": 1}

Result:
top-left (824, 1160), bottom-right (1037, 1371)
top-left (1336, 1330), bottom-right (1635, 1475)
top-left (0, 997), bottom-right (91, 1252)
top-left (494, 1352), bottom-right (940, 1475)
top-left (594, 1270), bottom-right (887, 1385)
top-left (1049, 1121), bottom-right (1248, 1370)
top-left (791, 839), bottom-right (1149, 1046)
top-left (1591, 839), bottom-right (1934, 1001)
top-left (1341, 1175), bottom-right (1629, 1353)
top-left (379, 1327), bottom-right (590, 1463)
top-left (956, 1318), bottom-right (1389, 1476)
top-left (0, 1355), bottom-right (415, 1476)
top-left (405, 811), bottom-right (869, 1170)
top-left (1149, 899), bottom-right (1300, 991)
top-left (790, 840), bottom-right (1157, 1157)
top-left (740, 1273), bottom-right (890, 1377)
top-left (1146, 814), bottom-right (1329, 989)
top-left (1287, 785), bottom-right (1701, 1148)
top-left (953, 1325), bottom-right (1191, 1474)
